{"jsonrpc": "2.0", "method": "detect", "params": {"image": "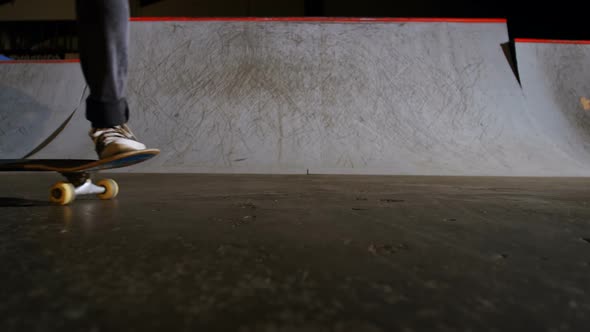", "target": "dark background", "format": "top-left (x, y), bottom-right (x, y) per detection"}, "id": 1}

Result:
top-left (140, 0), bottom-right (588, 40)
top-left (309, 0), bottom-right (588, 40)
top-left (143, 0), bottom-right (587, 41)
top-left (0, 0), bottom-right (587, 59)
